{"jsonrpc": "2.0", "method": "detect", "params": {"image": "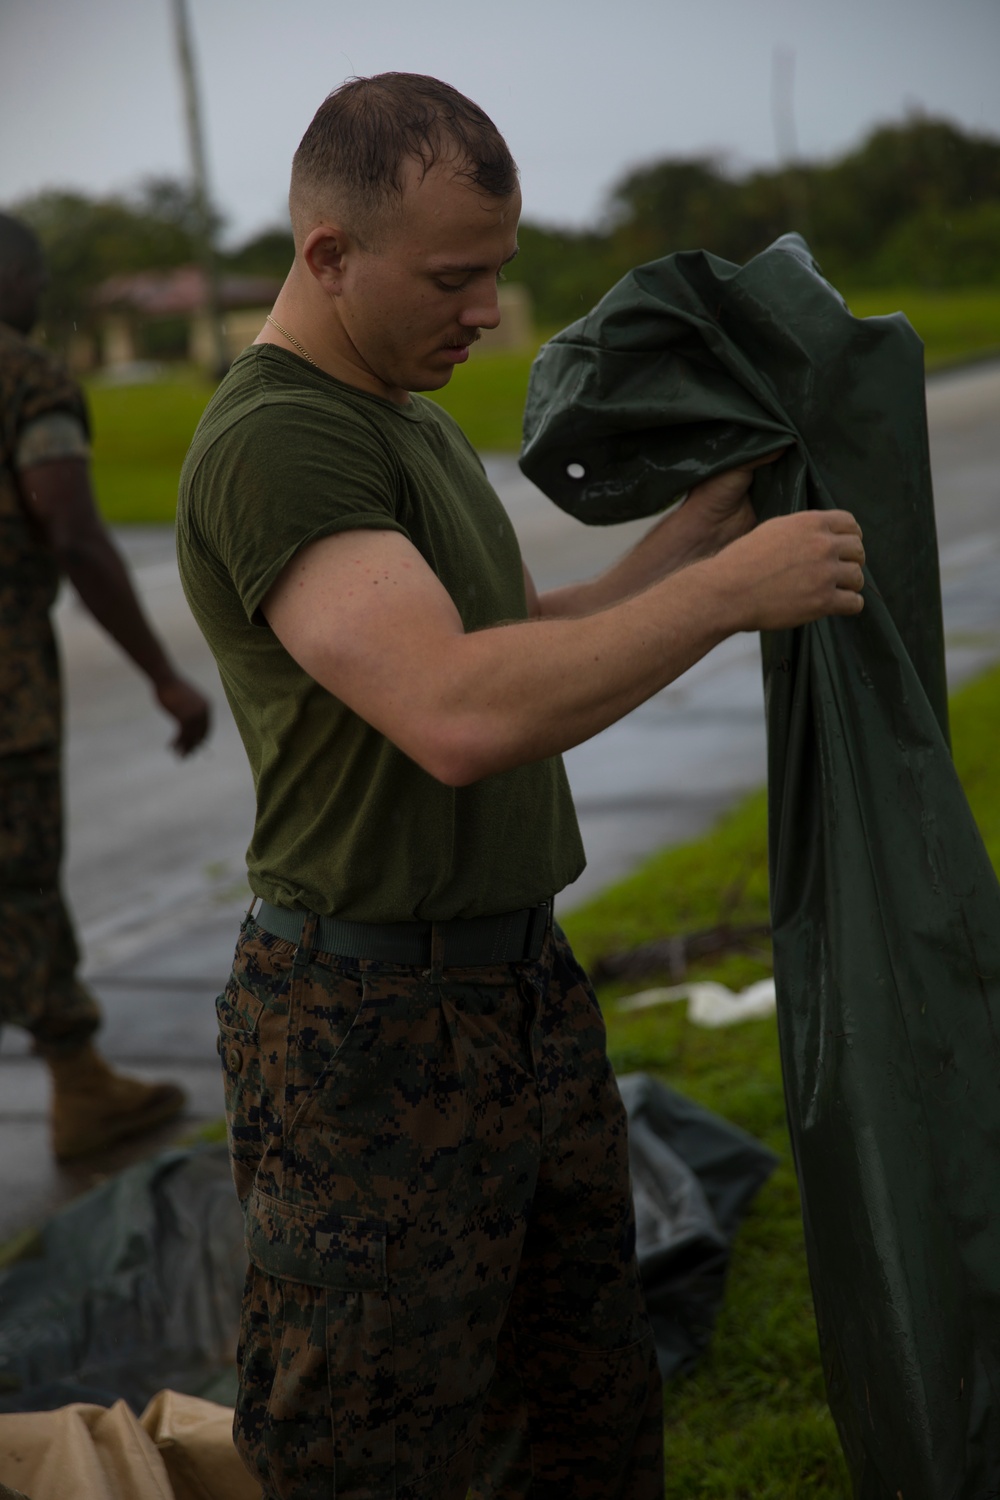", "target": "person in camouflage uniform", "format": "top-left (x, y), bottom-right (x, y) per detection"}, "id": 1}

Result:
top-left (0, 212), bottom-right (212, 1160)
top-left (177, 74), bottom-right (865, 1499)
